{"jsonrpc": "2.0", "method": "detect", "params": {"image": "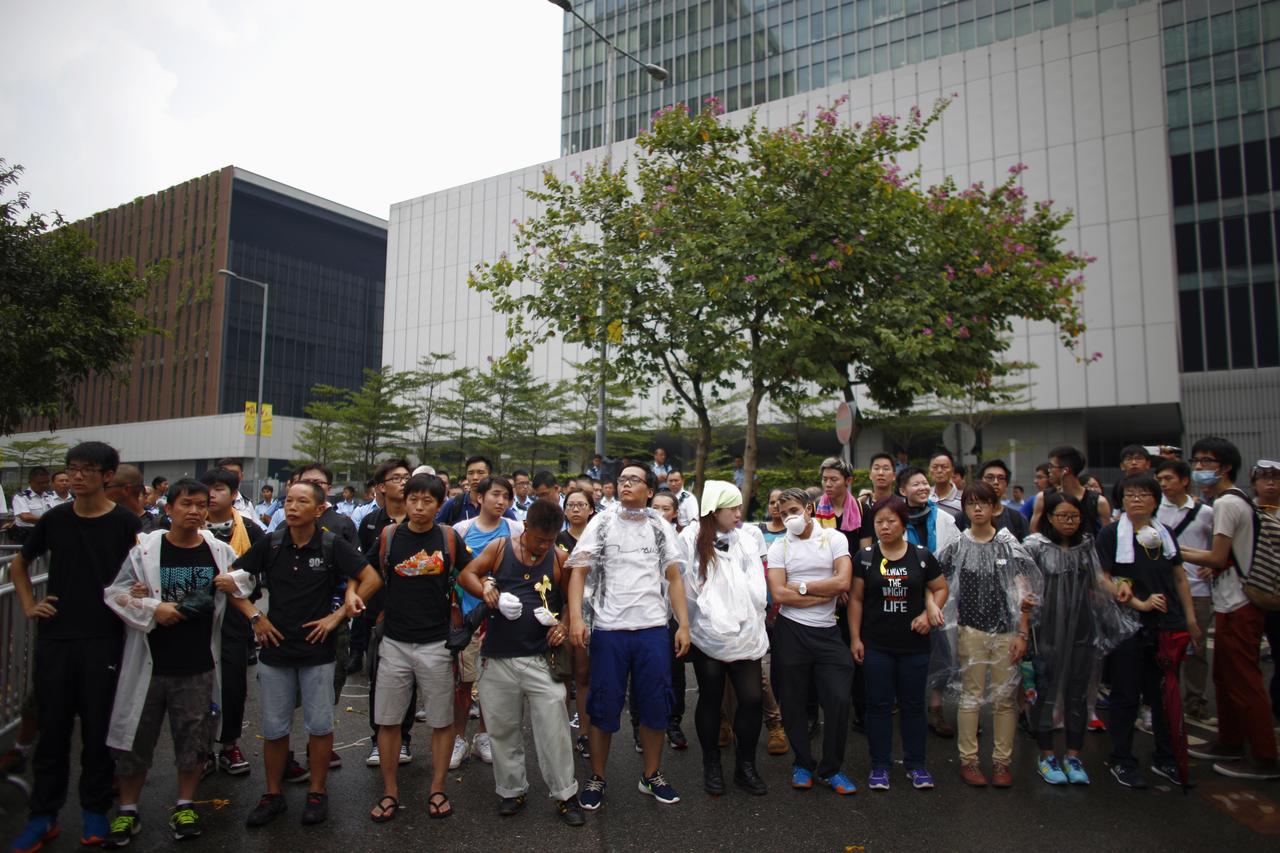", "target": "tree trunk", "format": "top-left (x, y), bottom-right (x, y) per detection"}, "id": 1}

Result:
top-left (693, 408), bottom-right (712, 503)
top-left (743, 384), bottom-right (765, 519)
